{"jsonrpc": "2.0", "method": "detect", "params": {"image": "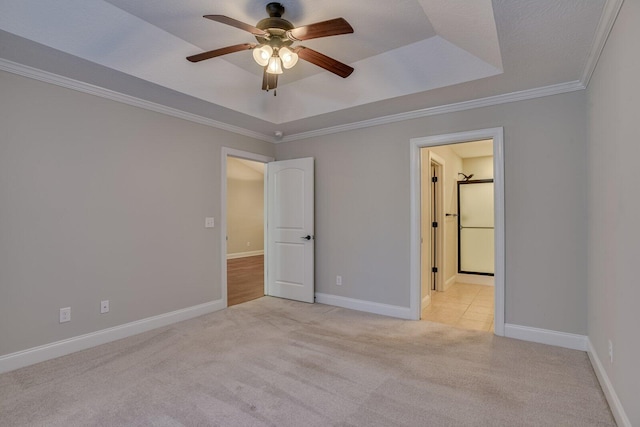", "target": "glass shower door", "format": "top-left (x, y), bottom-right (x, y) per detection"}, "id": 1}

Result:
top-left (458, 180), bottom-right (494, 275)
